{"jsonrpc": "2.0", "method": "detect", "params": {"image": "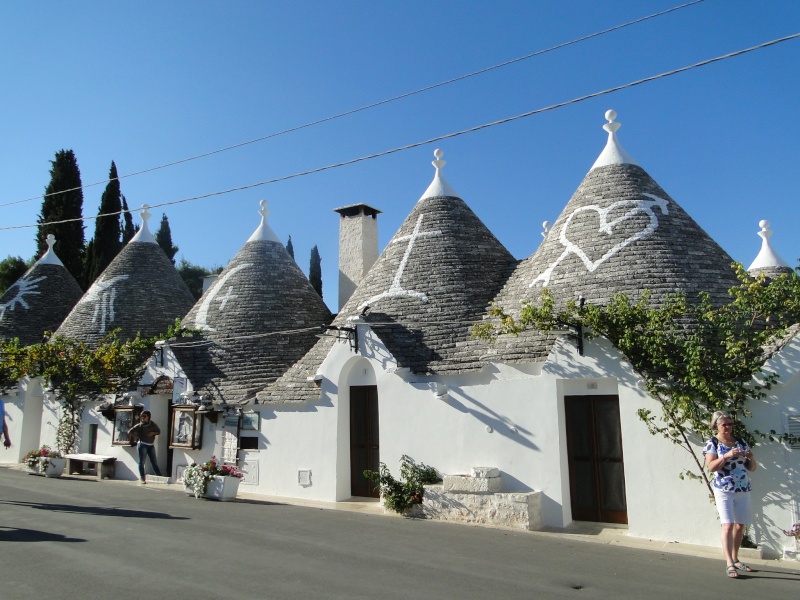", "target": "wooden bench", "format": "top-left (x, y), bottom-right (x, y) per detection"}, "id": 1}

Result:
top-left (65, 453), bottom-right (117, 480)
